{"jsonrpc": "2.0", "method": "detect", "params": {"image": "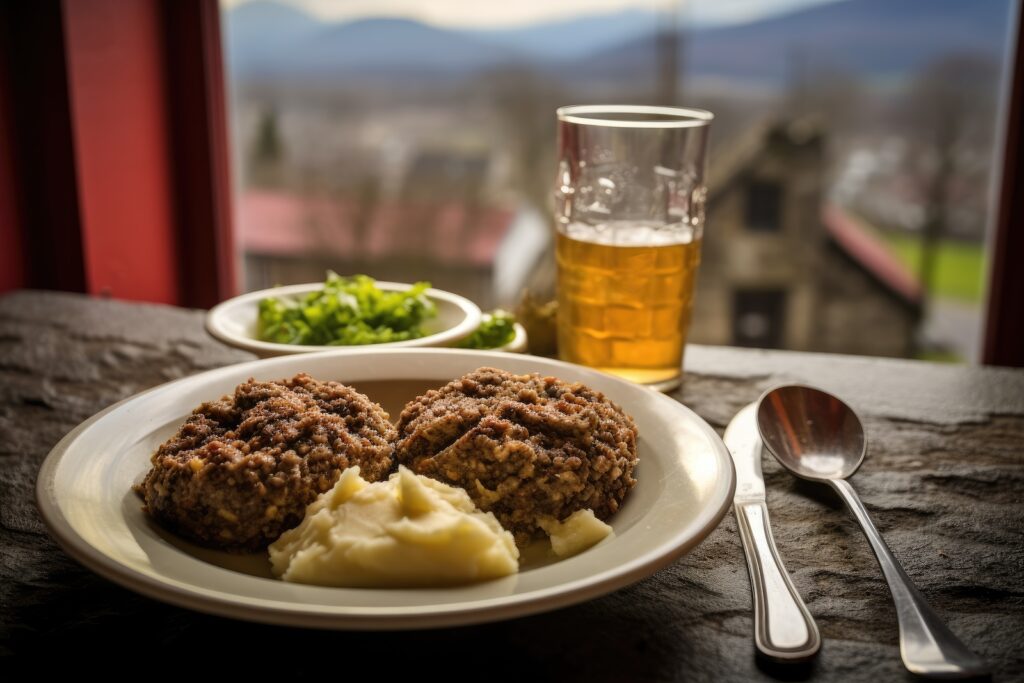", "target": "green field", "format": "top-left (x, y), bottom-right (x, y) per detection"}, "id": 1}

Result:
top-left (881, 233), bottom-right (987, 302)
